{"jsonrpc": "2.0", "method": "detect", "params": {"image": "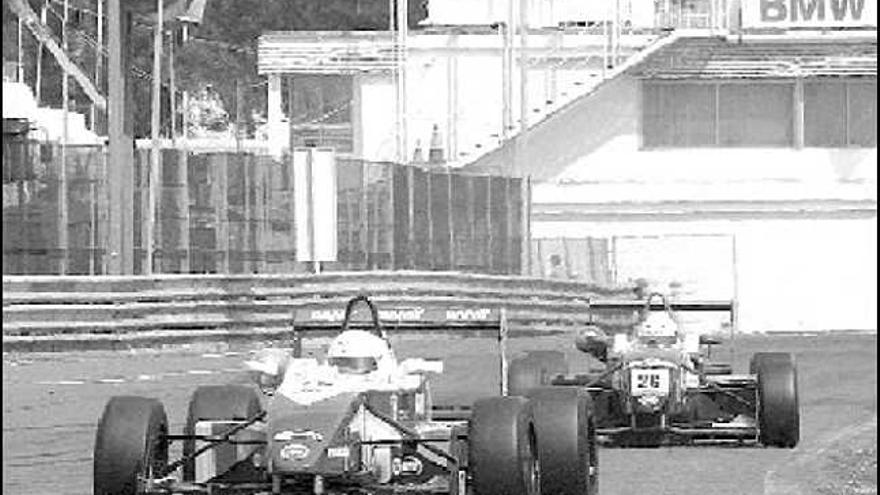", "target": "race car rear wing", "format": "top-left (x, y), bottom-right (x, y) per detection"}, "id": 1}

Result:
top-left (291, 295), bottom-right (514, 395)
top-left (588, 297), bottom-right (737, 332)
